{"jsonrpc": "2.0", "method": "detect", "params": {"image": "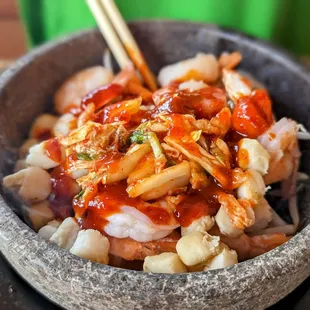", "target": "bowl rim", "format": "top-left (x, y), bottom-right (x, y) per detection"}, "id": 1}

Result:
top-left (0, 20), bottom-right (309, 307)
